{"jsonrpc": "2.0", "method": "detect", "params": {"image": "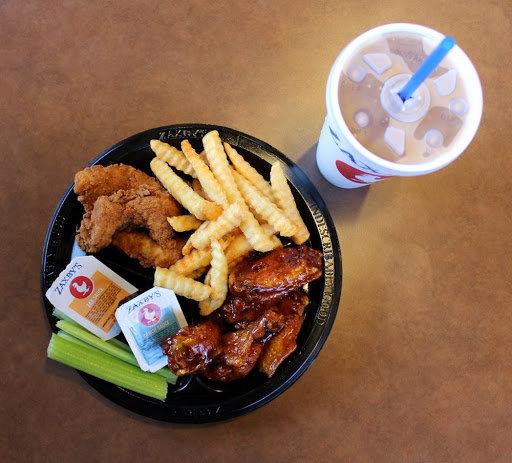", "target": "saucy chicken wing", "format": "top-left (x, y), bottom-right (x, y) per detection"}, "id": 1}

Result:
top-left (162, 318), bottom-right (222, 376)
top-left (229, 246), bottom-right (322, 301)
top-left (221, 289), bottom-right (310, 327)
top-left (205, 344), bottom-right (263, 382)
top-left (162, 246), bottom-right (323, 382)
top-left (258, 314), bottom-right (304, 378)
